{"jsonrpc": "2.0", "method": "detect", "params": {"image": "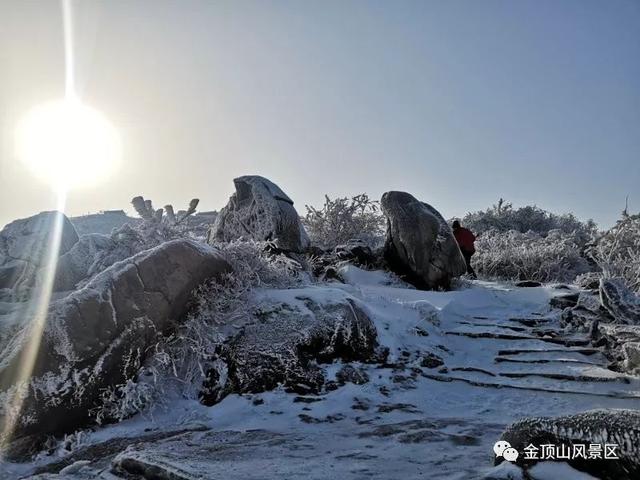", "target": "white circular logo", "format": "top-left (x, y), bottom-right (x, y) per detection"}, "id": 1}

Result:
top-left (493, 441), bottom-right (519, 462)
top-left (503, 447), bottom-right (519, 462)
top-left (493, 440), bottom-right (511, 457)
